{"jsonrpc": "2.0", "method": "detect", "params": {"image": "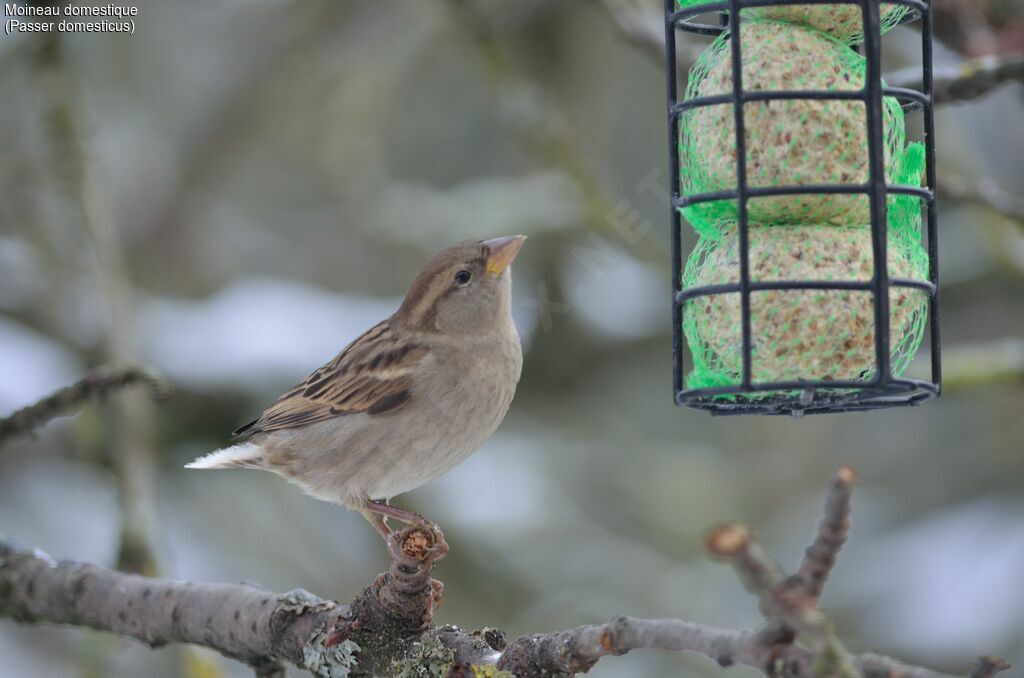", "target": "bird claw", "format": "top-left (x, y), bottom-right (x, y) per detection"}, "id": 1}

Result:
top-left (417, 523), bottom-right (449, 560)
top-left (430, 578), bottom-right (444, 610)
top-left (385, 530), bottom-right (409, 562)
